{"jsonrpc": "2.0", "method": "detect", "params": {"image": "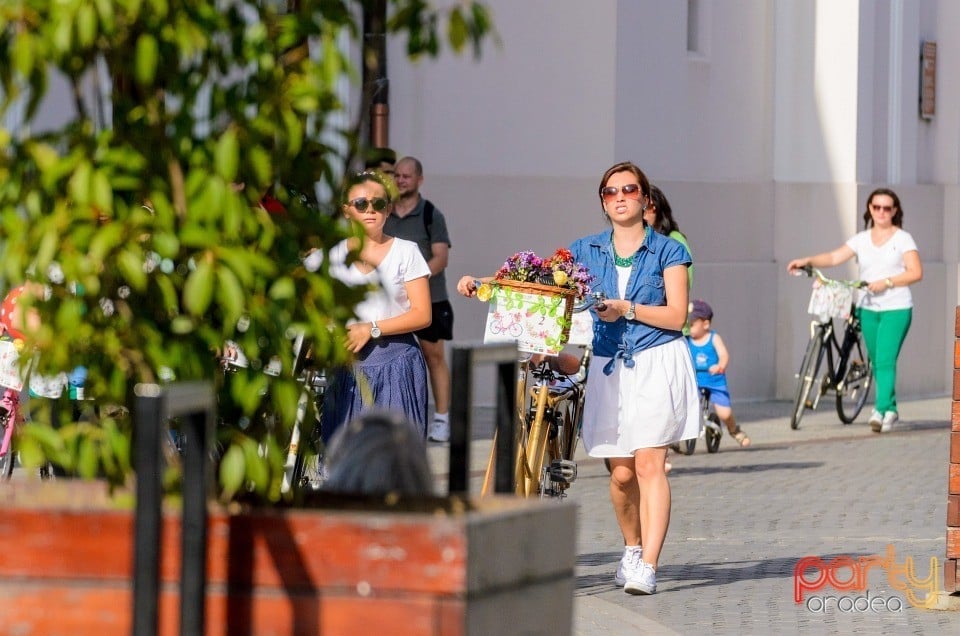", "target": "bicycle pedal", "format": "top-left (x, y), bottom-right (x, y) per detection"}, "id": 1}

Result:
top-left (549, 459), bottom-right (577, 484)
